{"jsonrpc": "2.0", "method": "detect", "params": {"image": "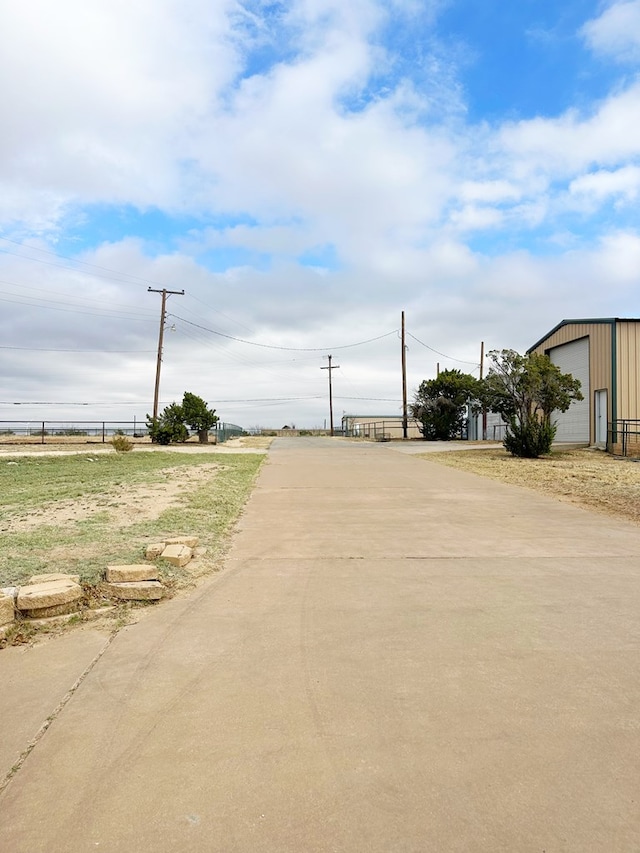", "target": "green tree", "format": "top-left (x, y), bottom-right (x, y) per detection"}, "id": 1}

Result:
top-left (411, 369), bottom-right (481, 441)
top-left (181, 392), bottom-right (219, 443)
top-left (147, 402), bottom-right (189, 445)
top-left (482, 349), bottom-right (583, 458)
